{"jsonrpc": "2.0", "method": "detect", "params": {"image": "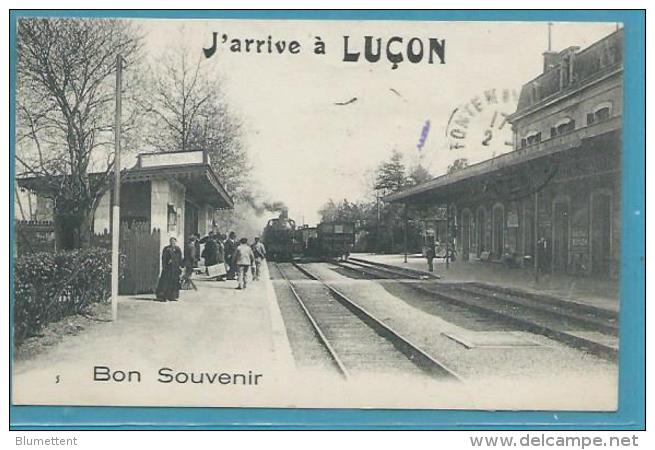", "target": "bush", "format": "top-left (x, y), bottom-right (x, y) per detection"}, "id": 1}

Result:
top-left (13, 248), bottom-right (121, 345)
